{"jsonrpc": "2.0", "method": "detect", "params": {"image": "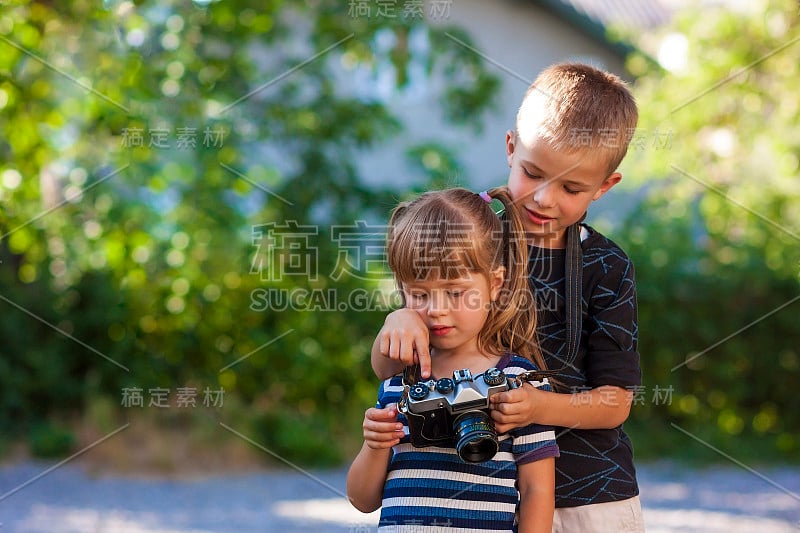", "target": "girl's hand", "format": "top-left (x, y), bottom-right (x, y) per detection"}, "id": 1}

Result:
top-left (490, 383), bottom-right (541, 434)
top-left (363, 404), bottom-right (406, 449)
top-left (377, 308), bottom-right (431, 378)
